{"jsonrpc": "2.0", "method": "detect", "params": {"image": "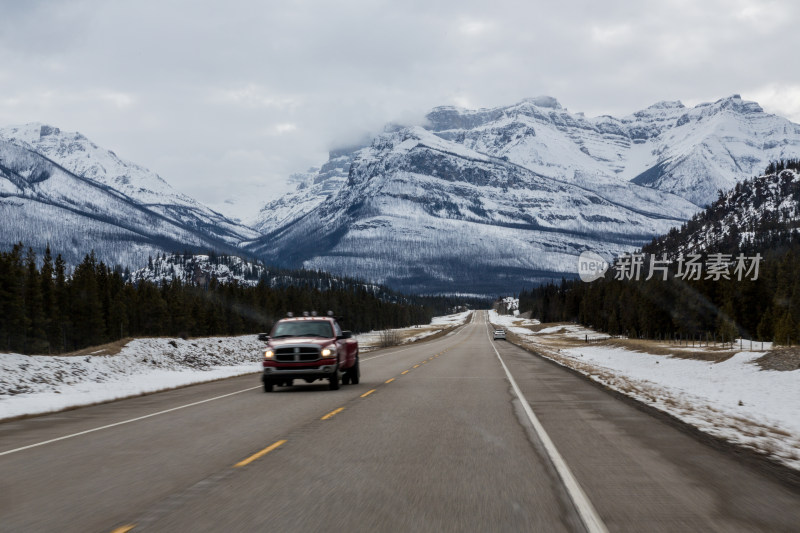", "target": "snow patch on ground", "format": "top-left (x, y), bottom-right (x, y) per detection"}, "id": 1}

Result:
top-left (0, 336), bottom-right (263, 421)
top-left (488, 310), bottom-right (800, 471)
